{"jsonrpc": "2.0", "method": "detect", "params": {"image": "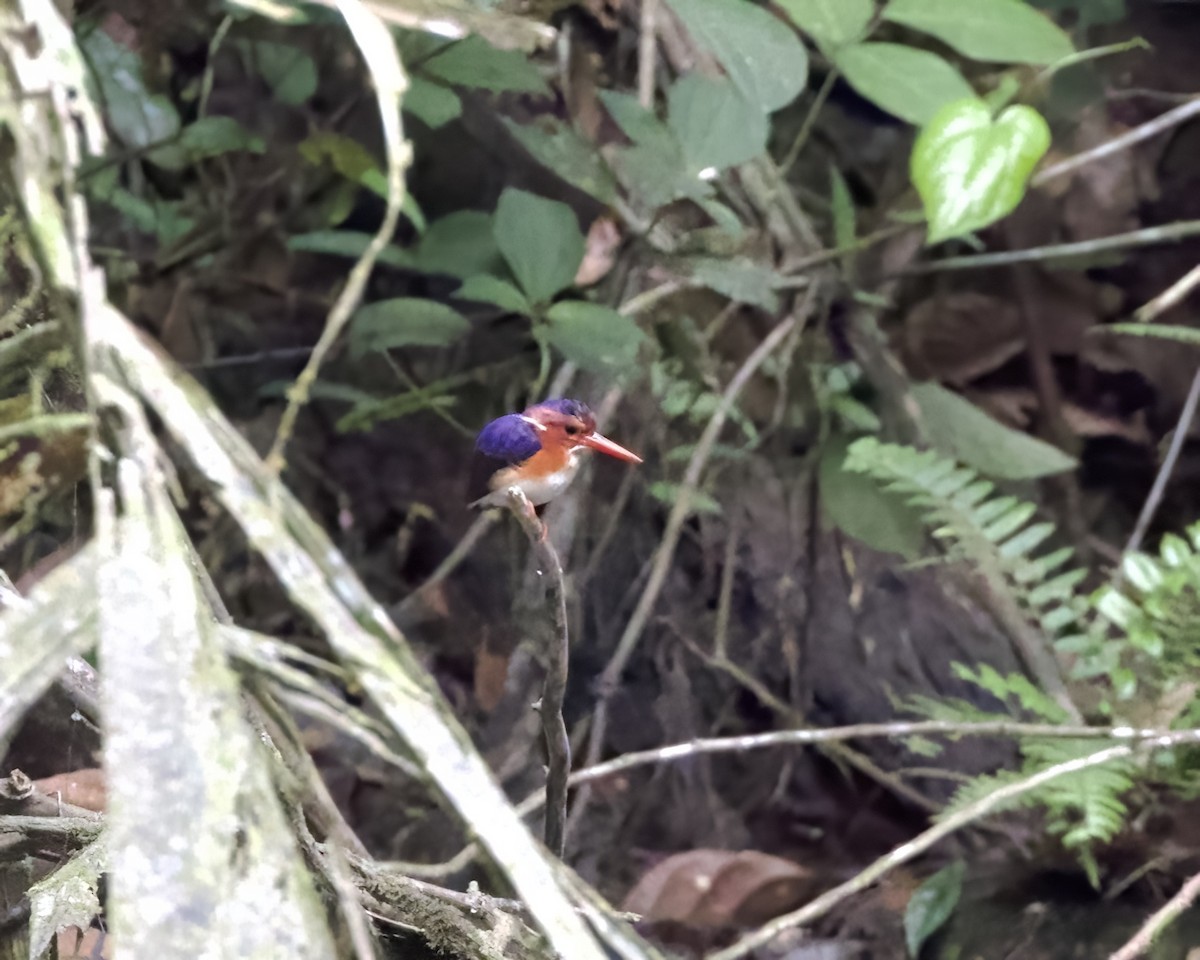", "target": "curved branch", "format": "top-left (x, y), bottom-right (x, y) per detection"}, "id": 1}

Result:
top-left (506, 489), bottom-right (570, 858)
